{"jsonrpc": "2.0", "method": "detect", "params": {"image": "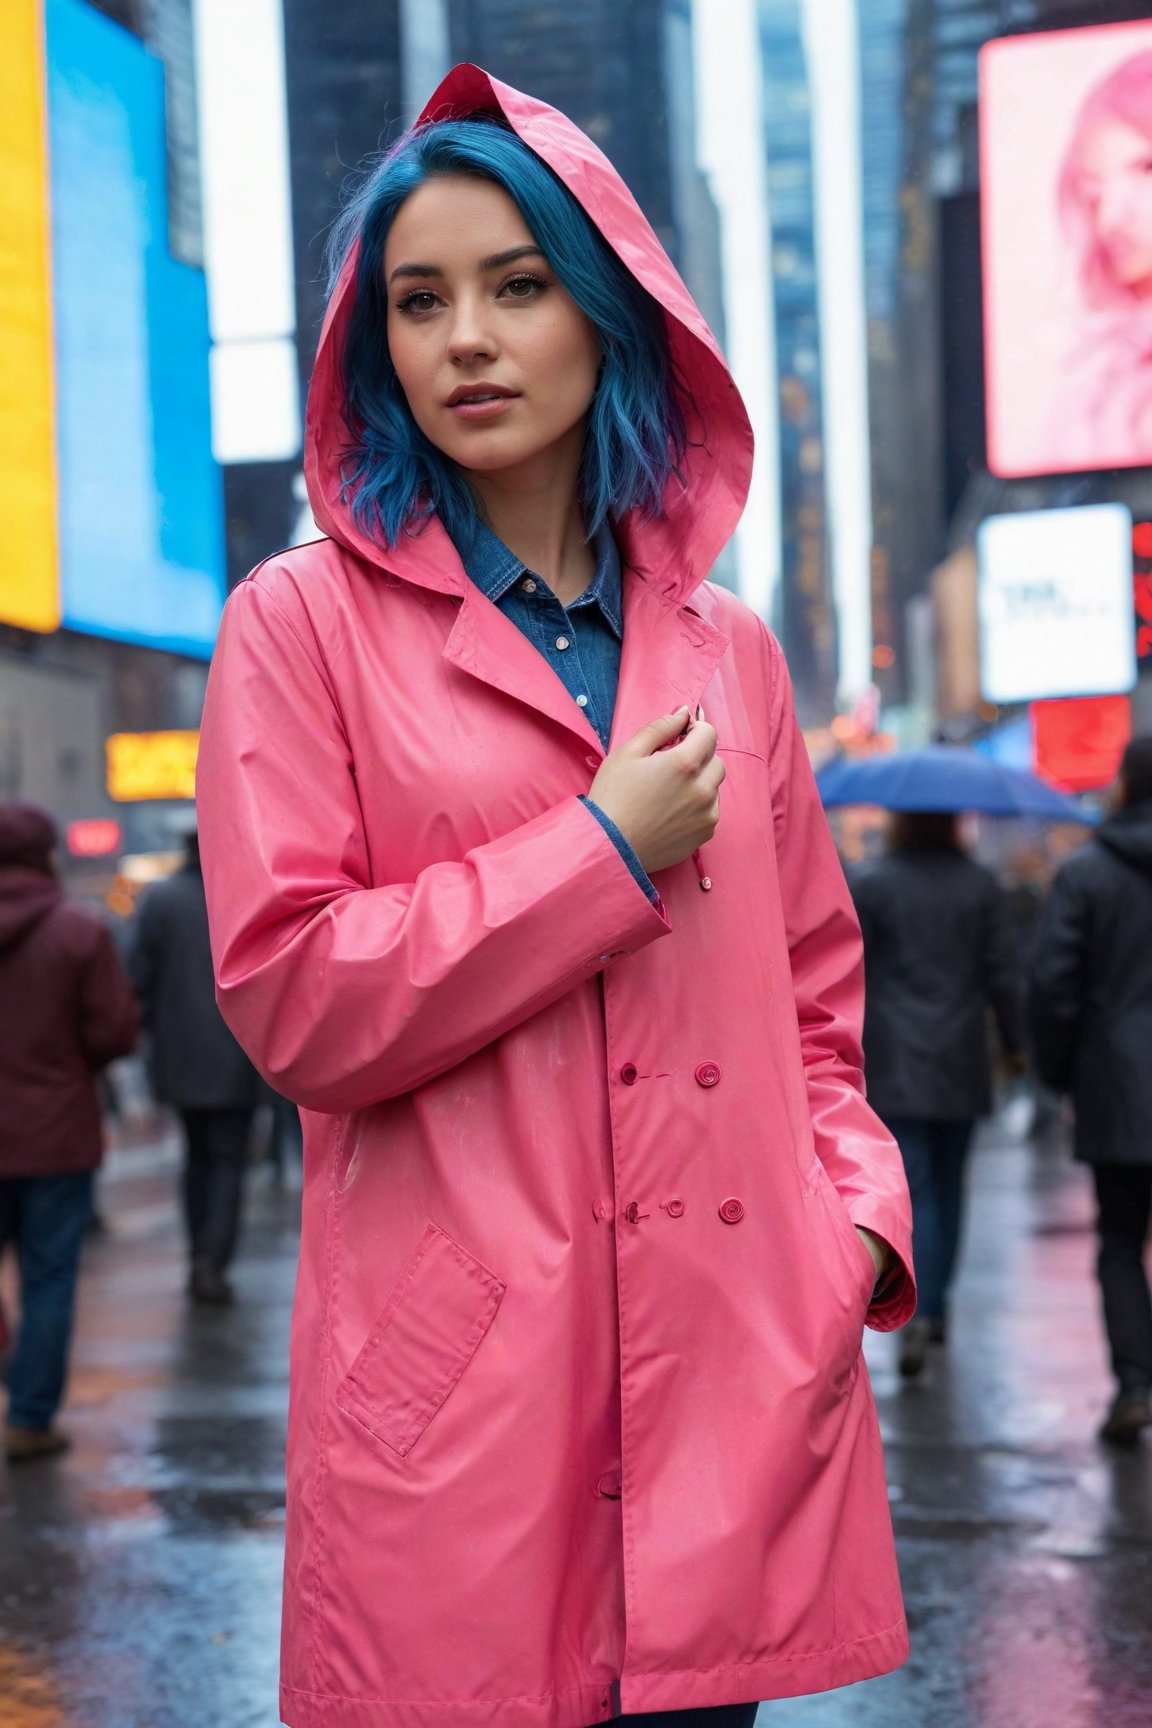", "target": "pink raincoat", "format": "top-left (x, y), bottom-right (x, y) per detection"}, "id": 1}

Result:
top-left (197, 64), bottom-right (915, 1728)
